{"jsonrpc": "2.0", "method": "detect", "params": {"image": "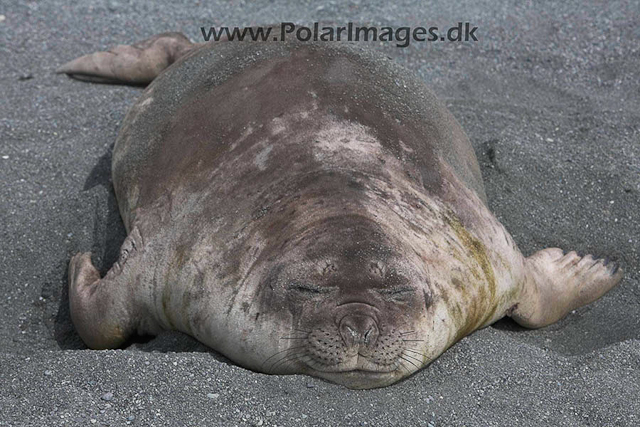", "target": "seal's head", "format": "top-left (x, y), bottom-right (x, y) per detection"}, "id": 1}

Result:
top-left (250, 215), bottom-right (436, 389)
